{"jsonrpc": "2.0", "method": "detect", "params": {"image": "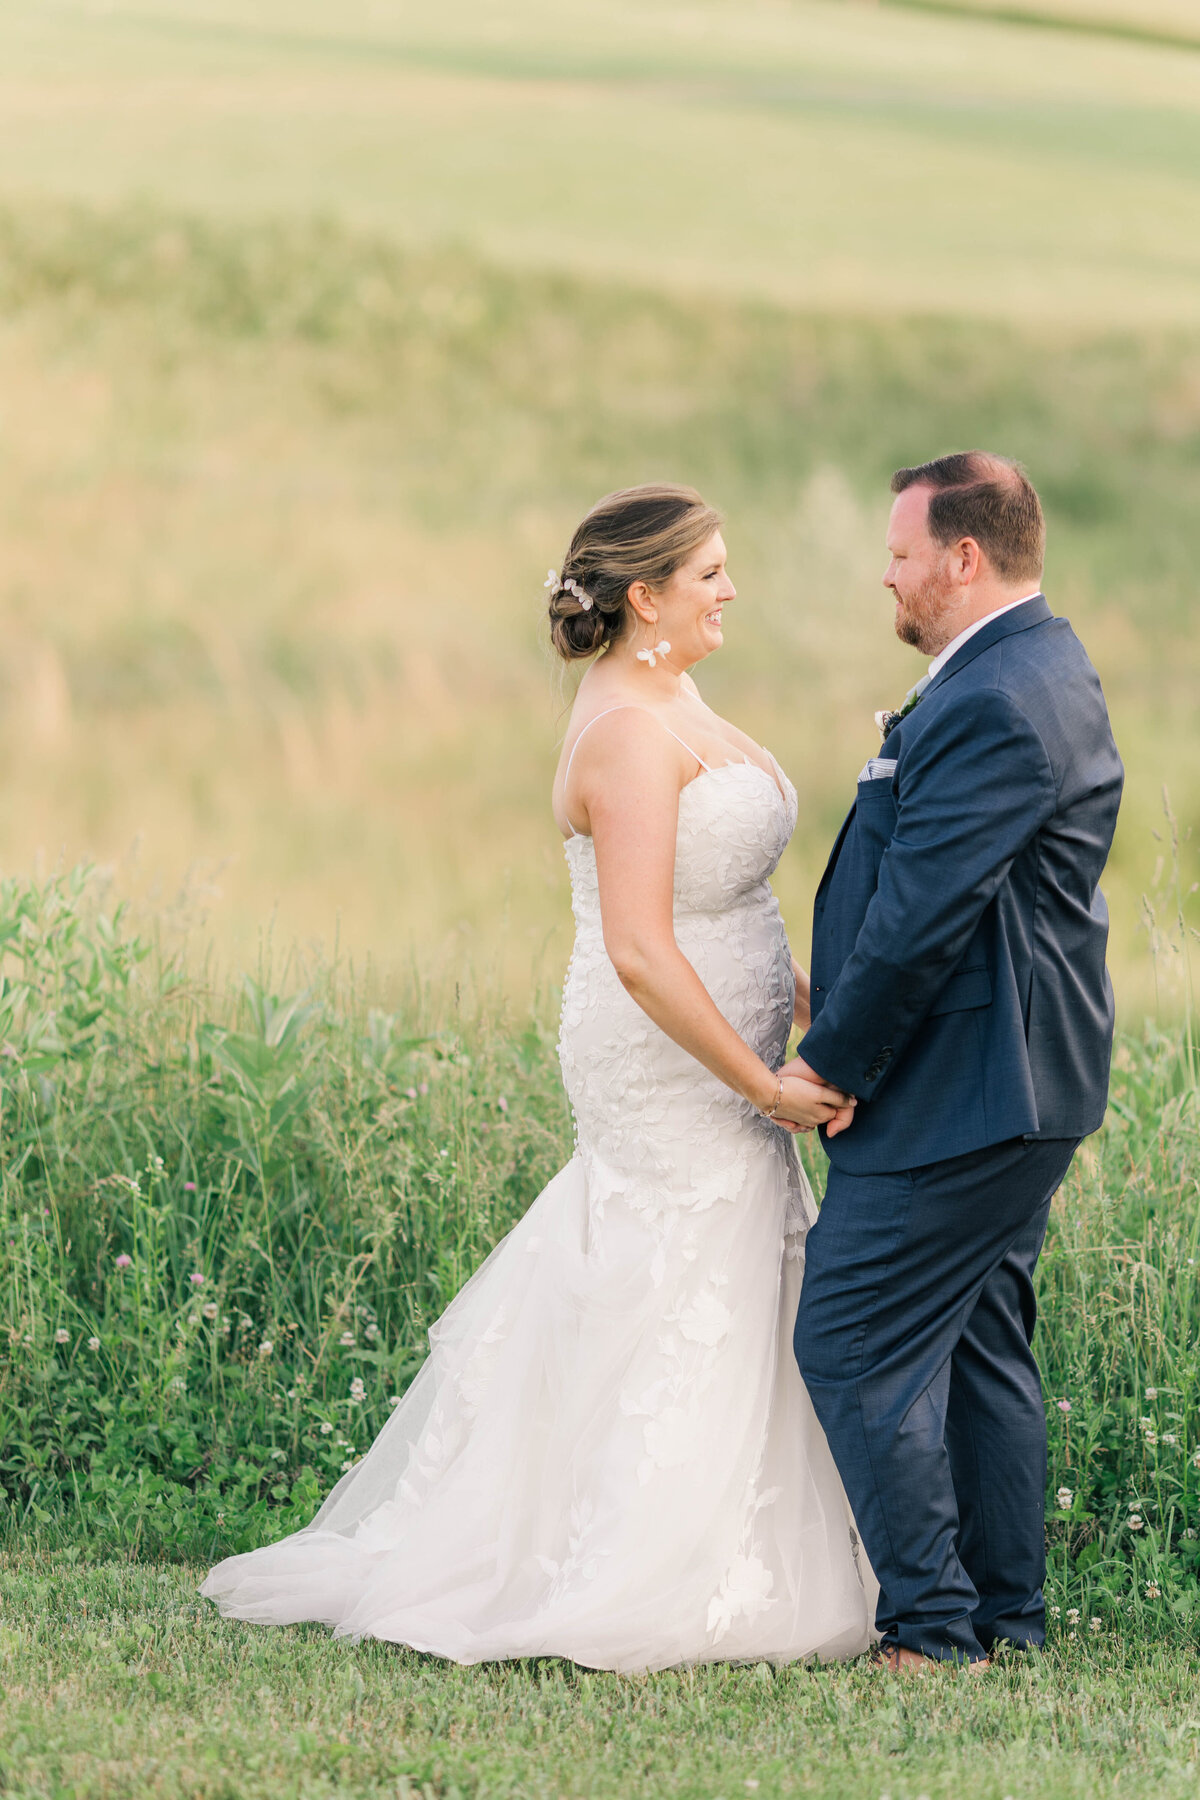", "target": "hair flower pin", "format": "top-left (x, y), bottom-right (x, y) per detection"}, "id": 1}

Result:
top-left (636, 639), bottom-right (671, 669)
top-left (545, 568), bottom-right (593, 610)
